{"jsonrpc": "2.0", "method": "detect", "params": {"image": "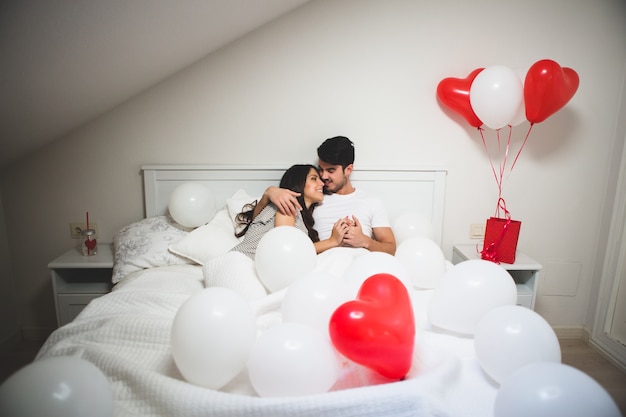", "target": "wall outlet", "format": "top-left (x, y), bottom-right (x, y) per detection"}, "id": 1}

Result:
top-left (470, 223), bottom-right (485, 239)
top-left (70, 222), bottom-right (98, 238)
